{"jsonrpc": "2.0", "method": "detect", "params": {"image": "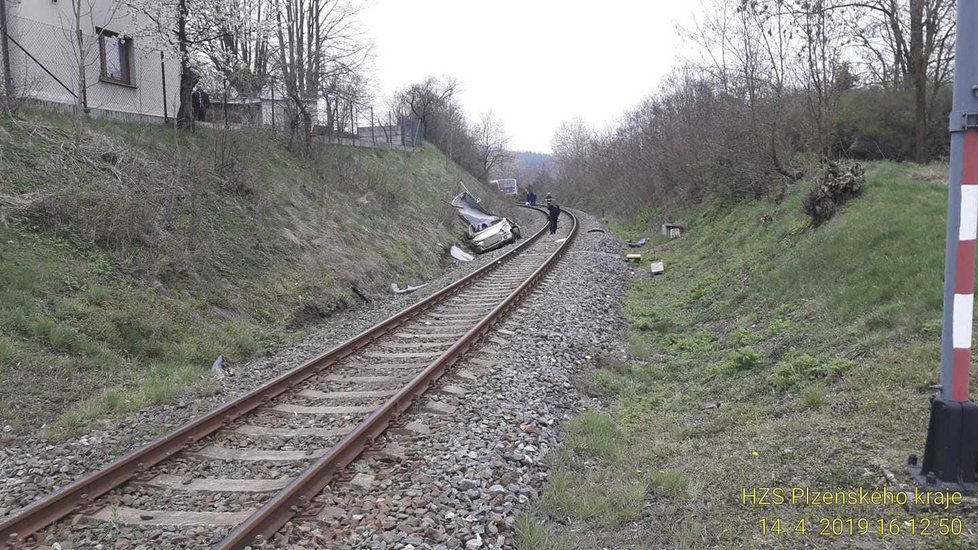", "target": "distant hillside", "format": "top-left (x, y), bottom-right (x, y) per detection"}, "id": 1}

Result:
top-left (510, 151), bottom-right (554, 192)
top-left (0, 109), bottom-right (521, 437)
